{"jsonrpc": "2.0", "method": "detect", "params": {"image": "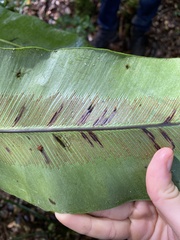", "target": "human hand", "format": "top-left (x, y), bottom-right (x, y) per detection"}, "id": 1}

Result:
top-left (55, 148), bottom-right (180, 240)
